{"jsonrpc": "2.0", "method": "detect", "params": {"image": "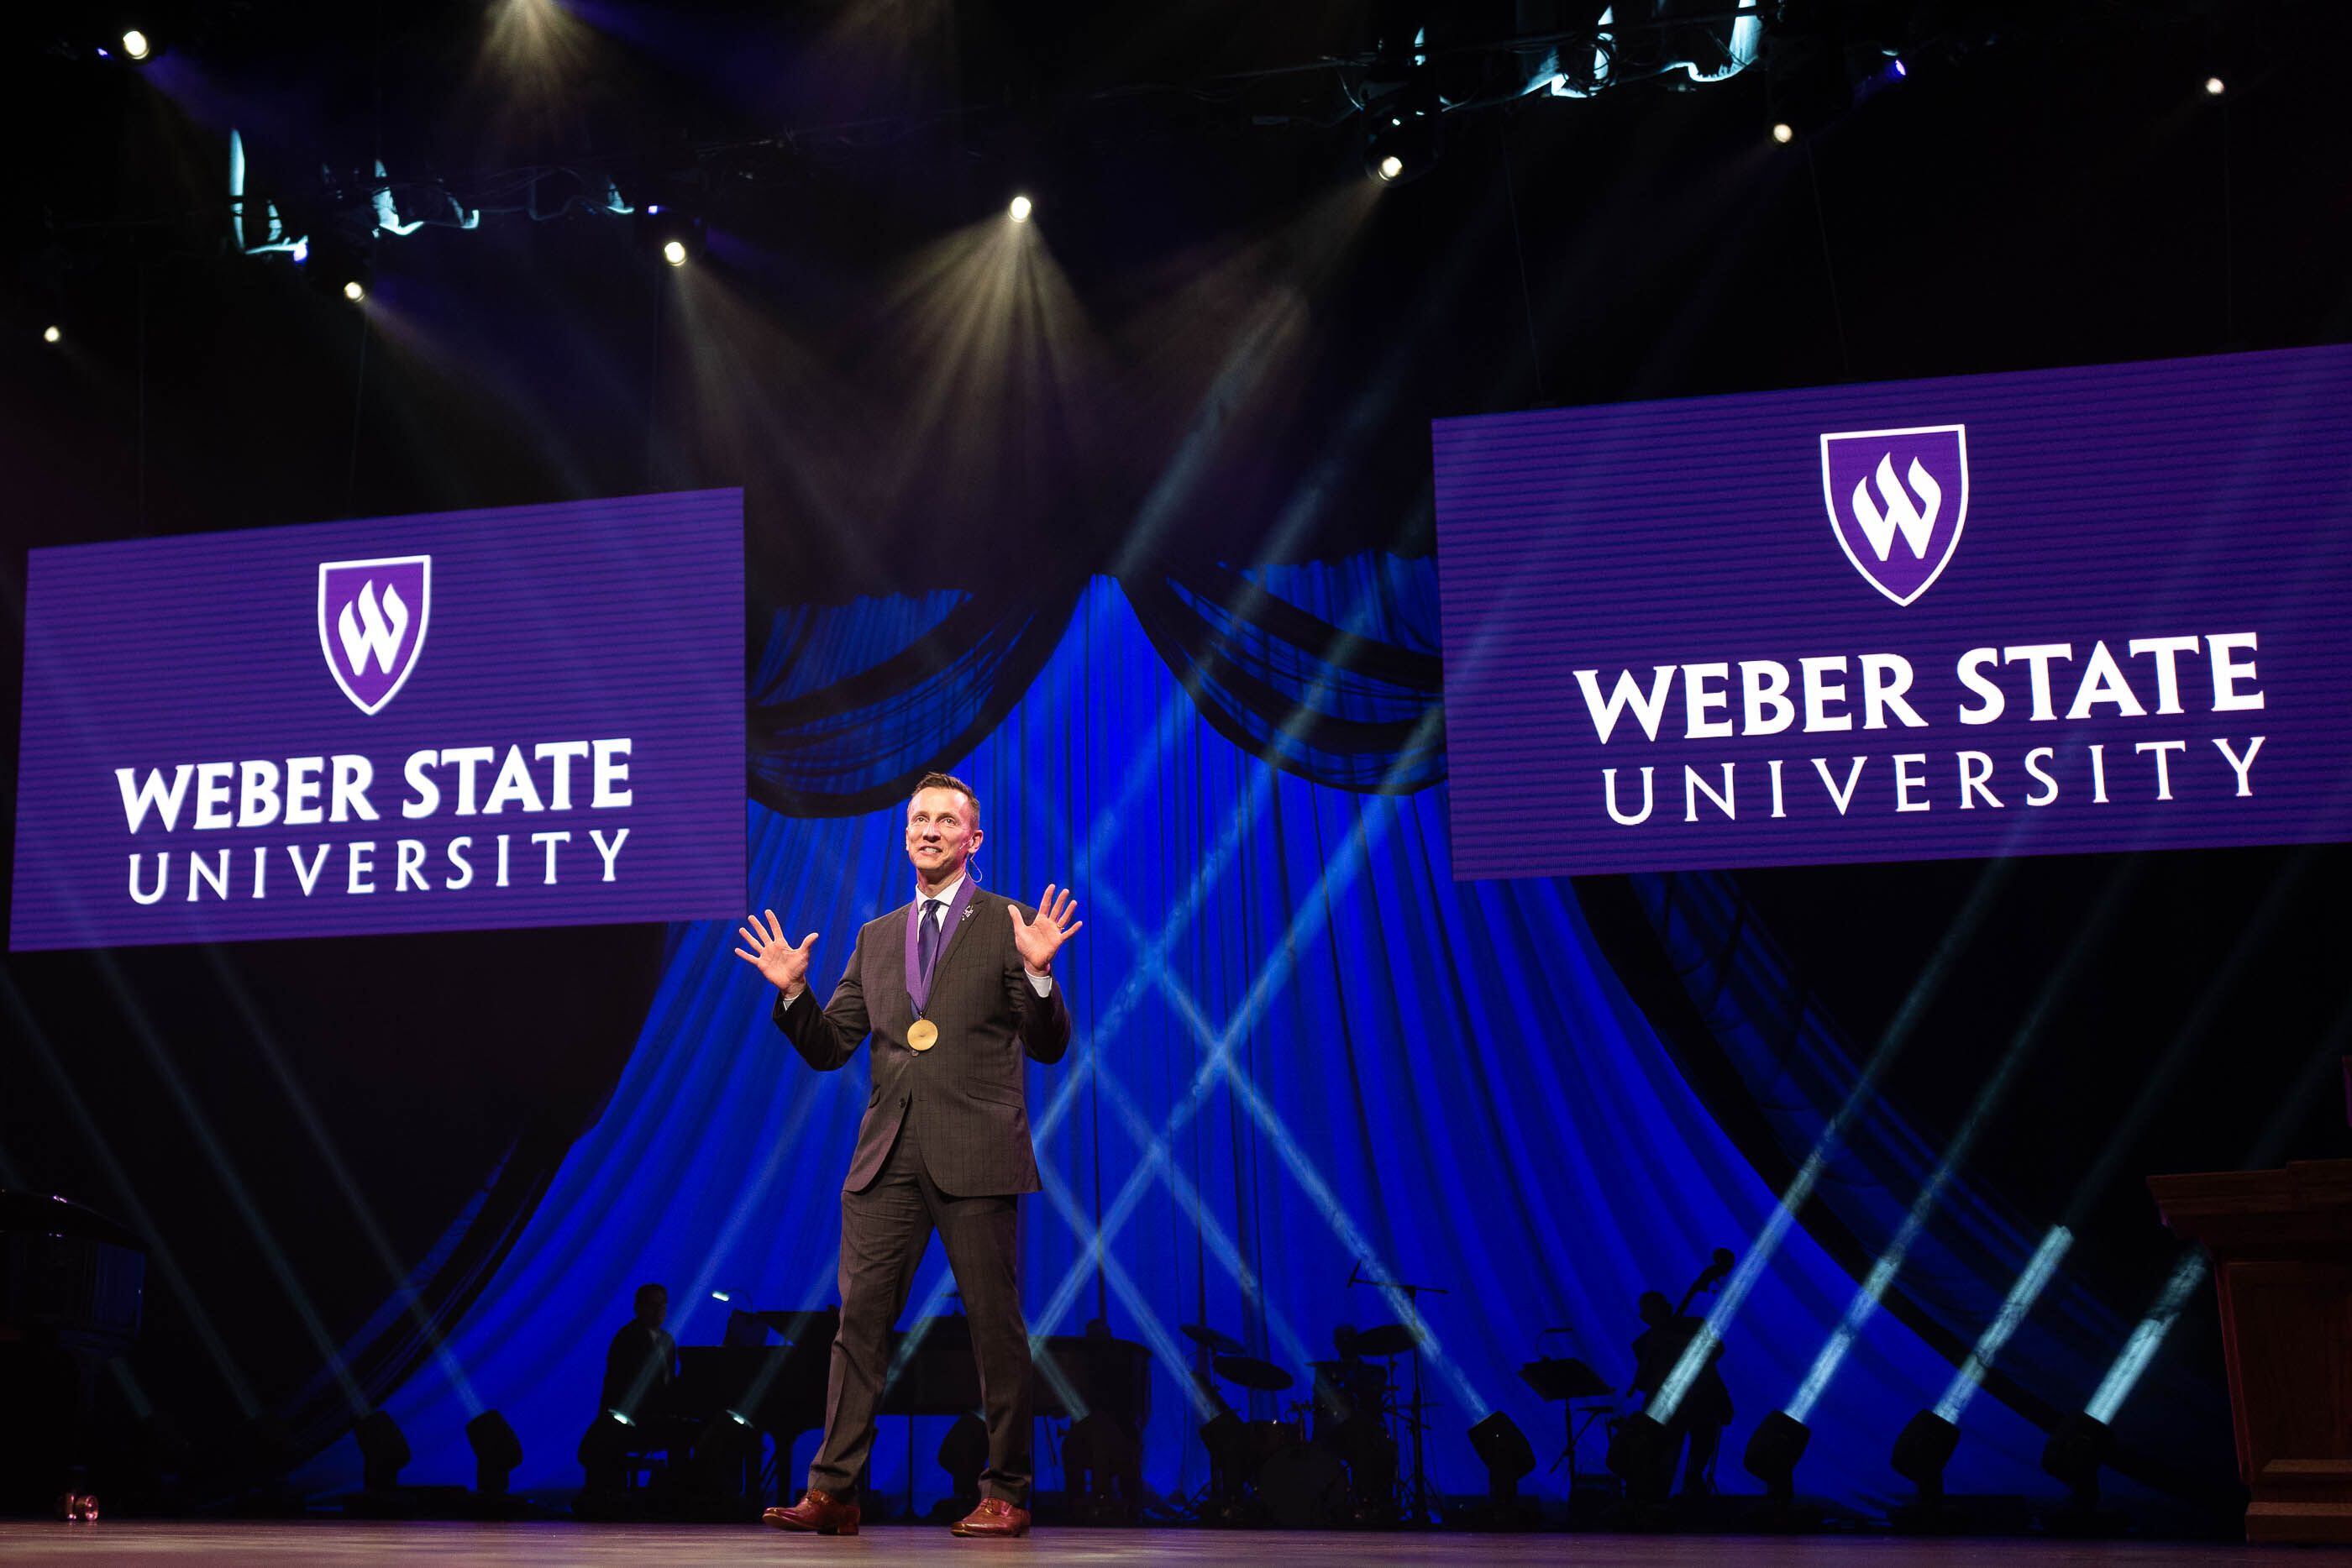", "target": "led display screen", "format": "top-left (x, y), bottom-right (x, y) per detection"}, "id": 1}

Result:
top-left (1432, 346), bottom-right (2352, 878)
top-left (12, 490), bottom-right (744, 949)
